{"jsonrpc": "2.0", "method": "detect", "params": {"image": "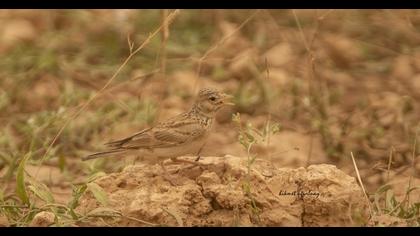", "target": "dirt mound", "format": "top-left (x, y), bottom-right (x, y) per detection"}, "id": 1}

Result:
top-left (76, 156), bottom-right (369, 226)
